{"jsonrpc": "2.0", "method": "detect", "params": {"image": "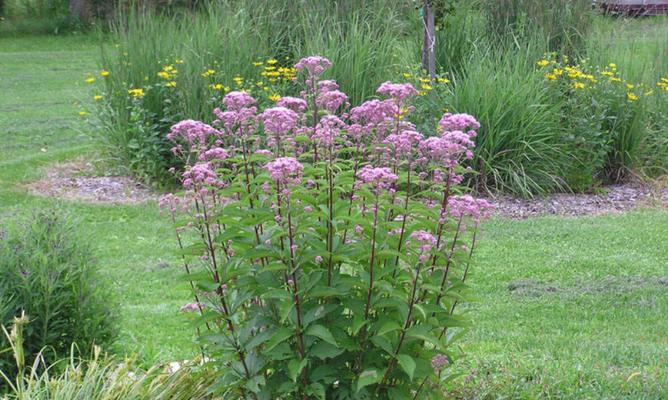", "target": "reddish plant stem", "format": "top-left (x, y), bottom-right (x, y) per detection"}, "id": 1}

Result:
top-left (198, 197), bottom-right (257, 400)
top-left (363, 194), bottom-right (381, 321)
top-left (377, 261), bottom-right (423, 392)
top-left (341, 144), bottom-right (363, 245)
top-left (434, 216), bottom-right (463, 308)
top-left (440, 228), bottom-right (477, 340)
top-left (391, 164), bottom-right (412, 279)
top-left (326, 145), bottom-right (335, 286)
